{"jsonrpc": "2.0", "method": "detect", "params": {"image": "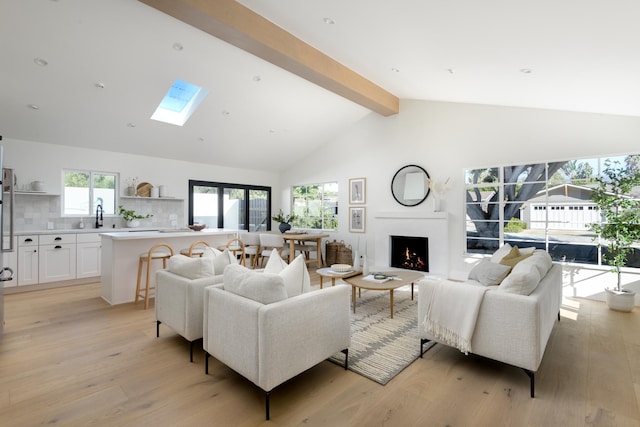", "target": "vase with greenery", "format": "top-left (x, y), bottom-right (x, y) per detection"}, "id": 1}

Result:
top-left (118, 205), bottom-right (153, 228)
top-left (272, 209), bottom-right (298, 233)
top-left (588, 159), bottom-right (640, 311)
